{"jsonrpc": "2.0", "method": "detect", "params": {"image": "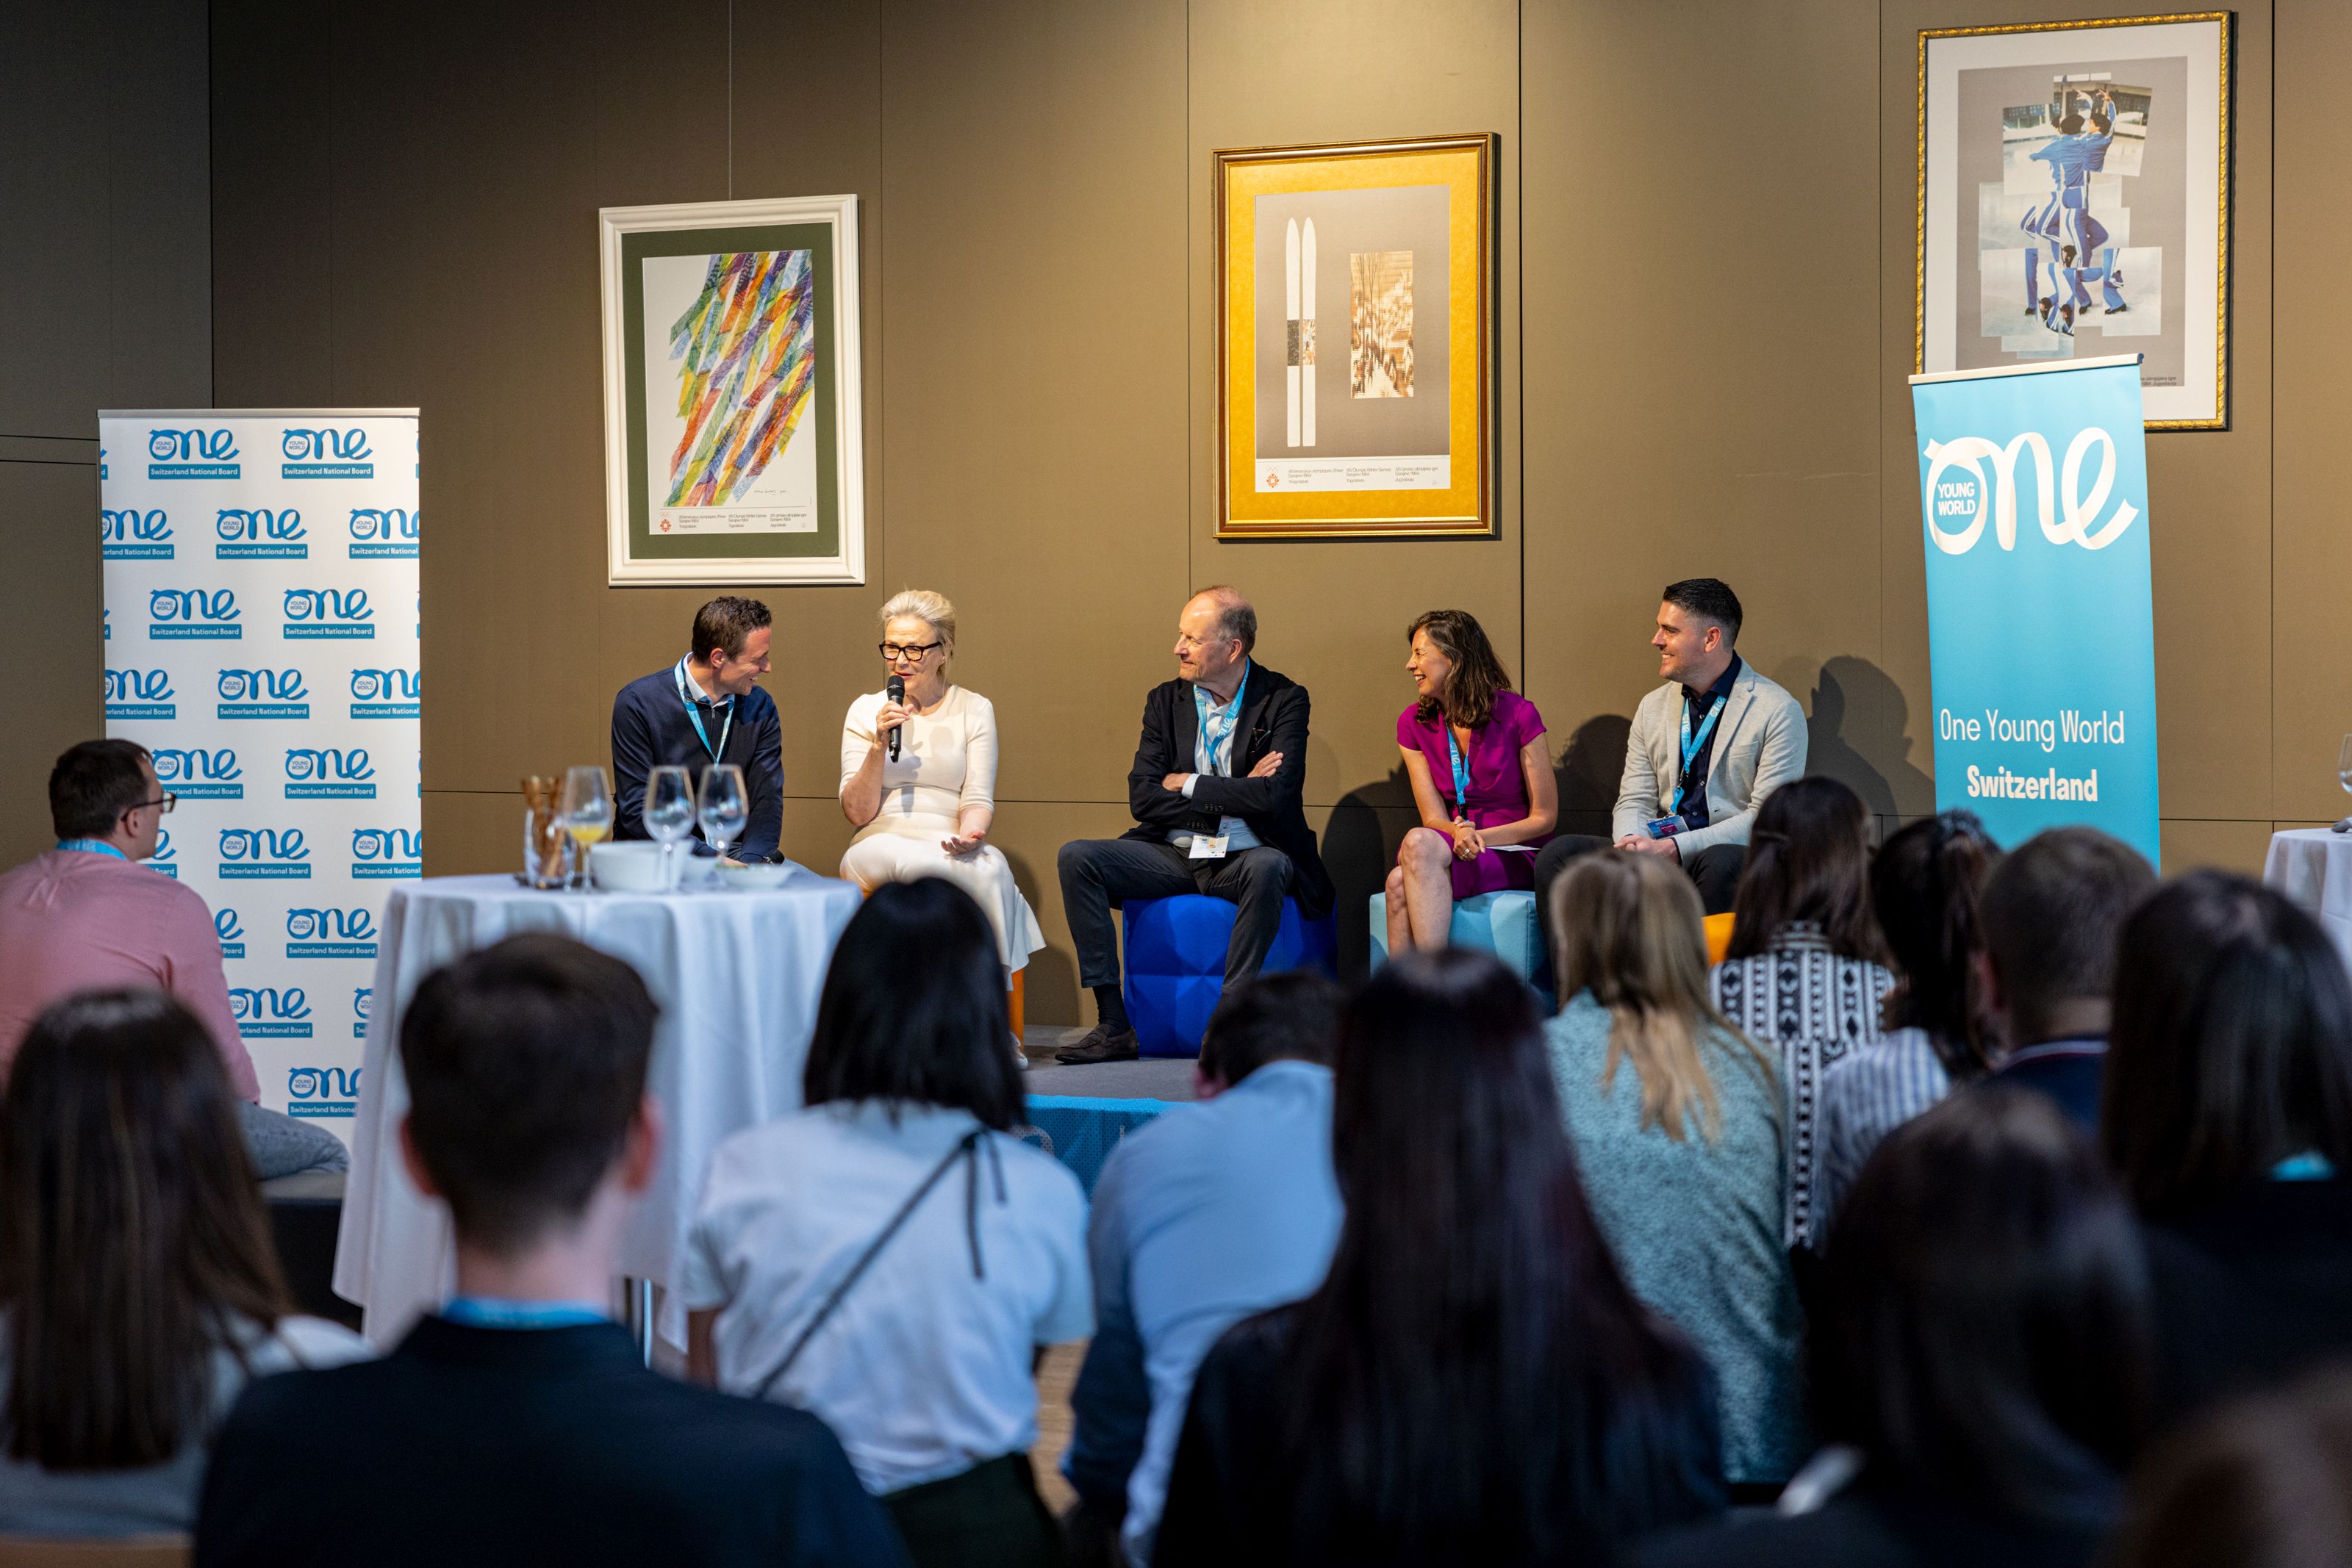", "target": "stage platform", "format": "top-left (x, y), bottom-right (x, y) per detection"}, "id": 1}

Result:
top-left (1019, 1026), bottom-right (1194, 1195)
